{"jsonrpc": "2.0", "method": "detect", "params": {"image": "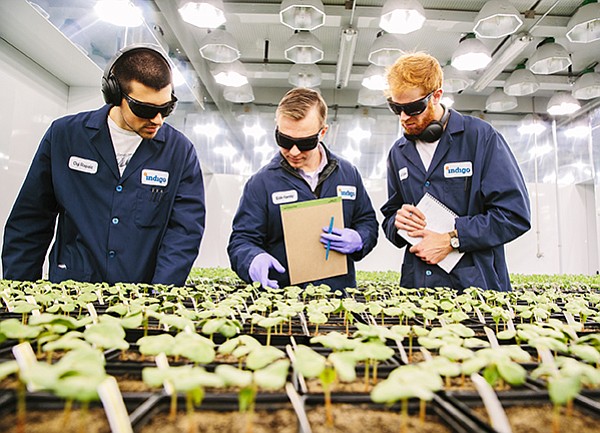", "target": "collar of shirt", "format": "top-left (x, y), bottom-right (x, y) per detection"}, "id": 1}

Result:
top-left (298, 143), bottom-right (328, 191)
